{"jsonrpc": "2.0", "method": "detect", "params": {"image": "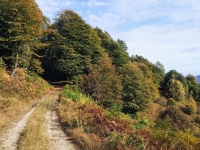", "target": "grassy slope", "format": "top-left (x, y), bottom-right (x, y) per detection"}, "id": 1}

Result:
top-left (58, 86), bottom-right (200, 150)
top-left (0, 68), bottom-right (51, 133)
